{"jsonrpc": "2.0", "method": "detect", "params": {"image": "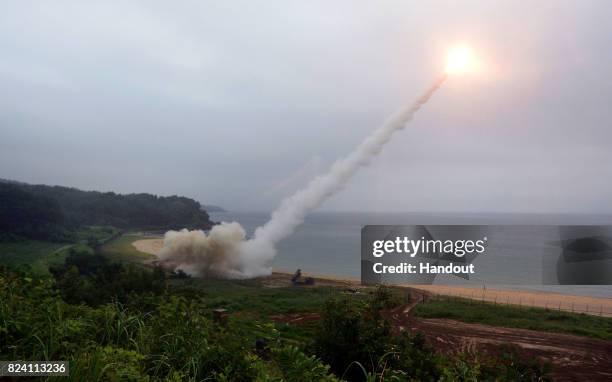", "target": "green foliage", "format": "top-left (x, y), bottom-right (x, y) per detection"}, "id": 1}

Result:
top-left (273, 345), bottom-right (340, 382)
top-left (414, 296), bottom-right (612, 341)
top-left (98, 234), bottom-right (156, 263)
top-left (1, 269), bottom-right (273, 381)
top-left (314, 289), bottom-right (552, 381)
top-left (0, 264), bottom-right (555, 382)
top-left (50, 248), bottom-right (165, 306)
top-left (390, 332), bottom-right (442, 381)
top-left (485, 345), bottom-right (552, 381)
top-left (313, 297), bottom-right (362, 374)
top-left (369, 284), bottom-right (402, 312)
top-left (23, 182), bottom-right (214, 230)
top-left (0, 240), bottom-right (67, 274)
top-left (0, 183), bottom-right (74, 242)
top-left (437, 345), bottom-right (552, 382)
top-left (313, 293), bottom-right (416, 380)
top-left (75, 226), bottom-right (119, 246)
top-left (168, 277), bottom-right (347, 318)
top-left (0, 180), bottom-right (214, 243)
